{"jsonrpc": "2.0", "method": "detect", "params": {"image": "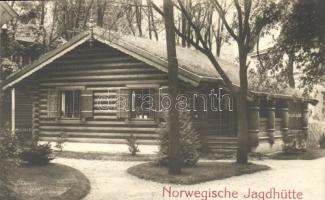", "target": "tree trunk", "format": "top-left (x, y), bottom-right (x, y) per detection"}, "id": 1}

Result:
top-left (75, 0), bottom-right (83, 29)
top-left (236, 48), bottom-right (249, 164)
top-left (147, 2), bottom-right (152, 39)
top-left (97, 7), bottom-right (104, 27)
top-left (0, 67), bottom-right (3, 130)
top-left (186, 0), bottom-right (192, 48)
top-left (181, 0), bottom-right (187, 47)
top-left (40, 0), bottom-right (46, 53)
top-left (151, 10), bottom-right (159, 40)
top-left (39, 1), bottom-right (45, 31)
top-left (135, 1), bottom-right (143, 37)
top-left (126, 6), bottom-right (136, 35)
top-left (236, 90), bottom-right (249, 164)
top-left (318, 0), bottom-right (325, 74)
top-left (163, 0), bottom-right (181, 175)
top-left (215, 17), bottom-right (223, 57)
top-left (97, 0), bottom-right (106, 27)
top-left (49, 1), bottom-right (58, 44)
top-left (287, 51), bottom-right (295, 88)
